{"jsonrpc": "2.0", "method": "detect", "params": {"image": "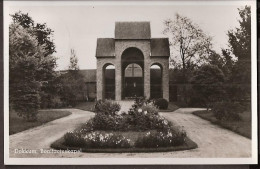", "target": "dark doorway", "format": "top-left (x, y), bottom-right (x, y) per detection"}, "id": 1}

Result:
top-left (150, 64), bottom-right (162, 99)
top-left (124, 63), bottom-right (143, 98)
top-left (104, 64), bottom-right (115, 100)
